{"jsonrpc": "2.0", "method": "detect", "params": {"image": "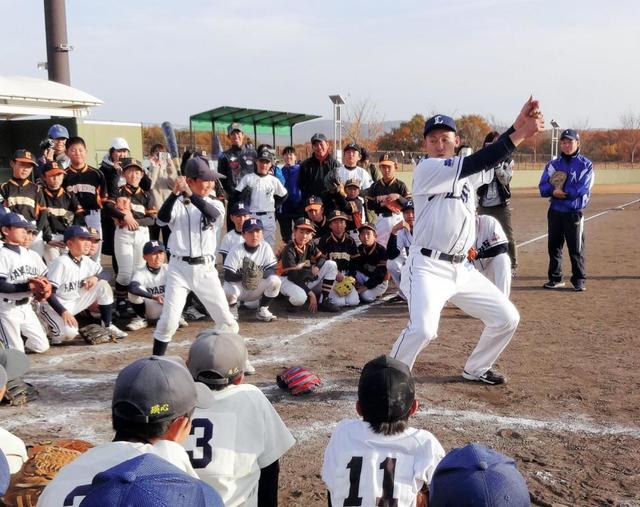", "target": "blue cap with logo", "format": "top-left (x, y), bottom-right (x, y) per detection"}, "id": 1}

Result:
top-left (242, 217), bottom-right (263, 233)
top-left (429, 443), bottom-right (530, 507)
top-left (184, 155), bottom-right (225, 181)
top-left (424, 115), bottom-right (457, 136)
top-left (0, 212), bottom-right (36, 230)
top-left (78, 453), bottom-right (223, 507)
top-left (229, 202), bottom-right (251, 216)
top-left (64, 225), bottom-right (94, 242)
top-left (143, 240), bottom-right (165, 256)
top-left (560, 128), bottom-right (579, 141)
